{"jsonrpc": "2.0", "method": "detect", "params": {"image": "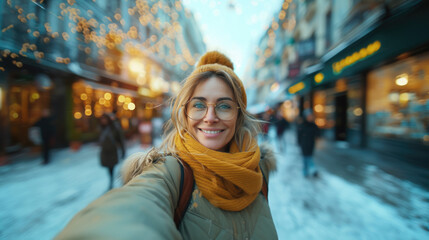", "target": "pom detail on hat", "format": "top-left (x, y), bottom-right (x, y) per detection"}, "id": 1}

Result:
top-left (197, 51), bottom-right (234, 70)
